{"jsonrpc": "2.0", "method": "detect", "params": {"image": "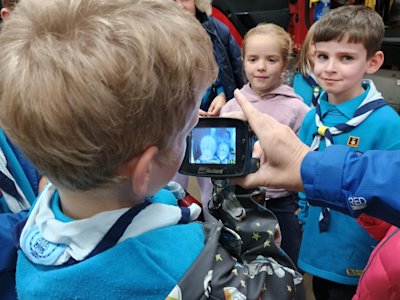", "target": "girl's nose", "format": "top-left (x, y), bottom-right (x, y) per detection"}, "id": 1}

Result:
top-left (257, 60), bottom-right (266, 71)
